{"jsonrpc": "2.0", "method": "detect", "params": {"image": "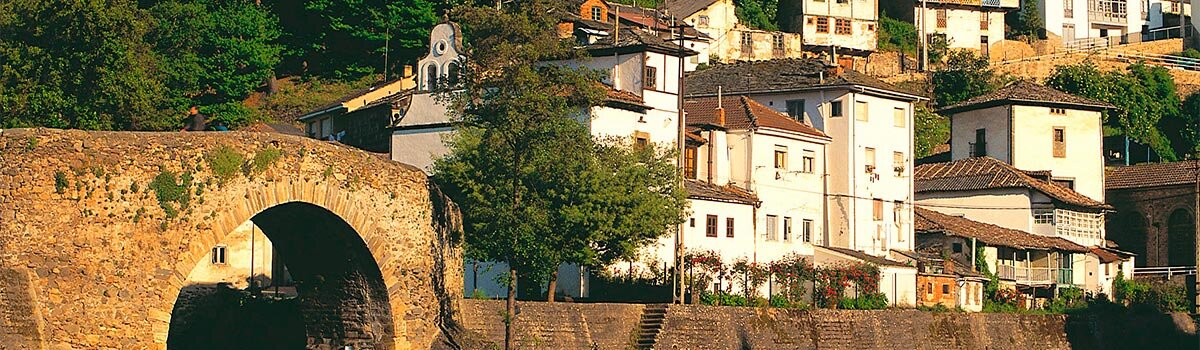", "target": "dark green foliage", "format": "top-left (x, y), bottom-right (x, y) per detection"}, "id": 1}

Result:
top-left (734, 0), bottom-right (778, 31)
top-left (149, 170), bottom-right (191, 219)
top-left (54, 171), bottom-right (68, 194)
top-left (1113, 271), bottom-right (1191, 312)
top-left (914, 106), bottom-right (949, 158)
top-left (1046, 286), bottom-right (1088, 313)
top-left (199, 102), bottom-right (262, 130)
top-left (1180, 49), bottom-right (1200, 60)
top-left (878, 13), bottom-right (917, 55)
top-left (207, 146), bottom-right (245, 185)
top-left (1173, 93), bottom-right (1200, 159)
top-left (838, 292), bottom-right (889, 310)
top-left (932, 50), bottom-right (998, 107)
top-left (290, 0), bottom-right (438, 78)
top-left (1045, 62), bottom-right (1183, 160)
top-left (700, 292), bottom-right (768, 307)
top-left (1007, 0), bottom-right (1043, 39)
top-left (249, 147), bottom-right (283, 176)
